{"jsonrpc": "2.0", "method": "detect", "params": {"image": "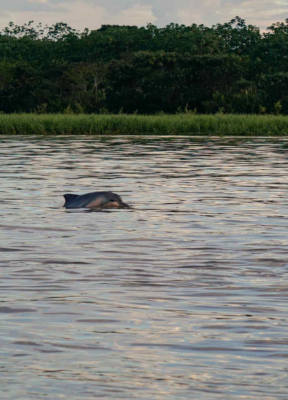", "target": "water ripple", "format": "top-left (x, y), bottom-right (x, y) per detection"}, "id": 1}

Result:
top-left (1, 136), bottom-right (288, 399)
